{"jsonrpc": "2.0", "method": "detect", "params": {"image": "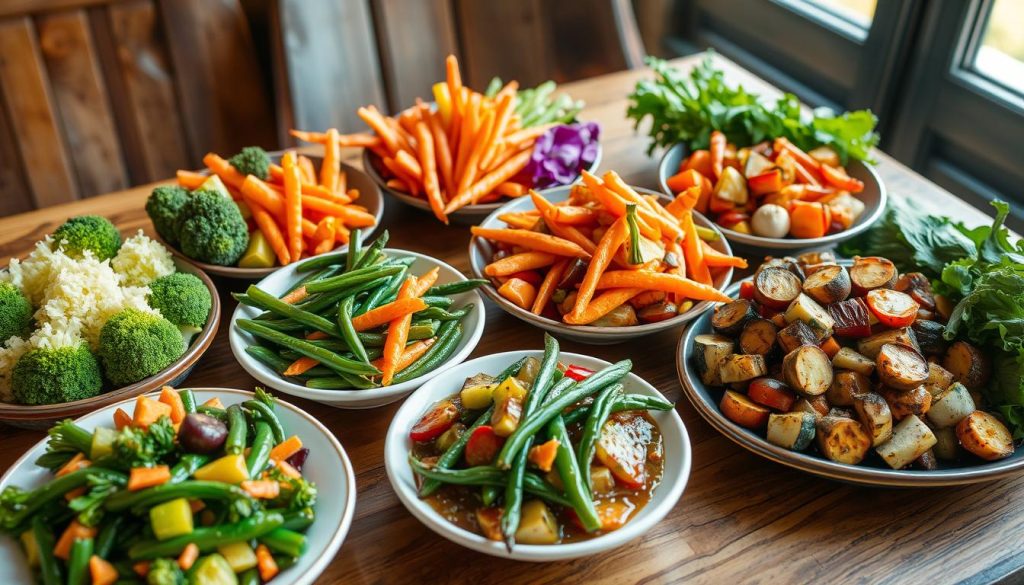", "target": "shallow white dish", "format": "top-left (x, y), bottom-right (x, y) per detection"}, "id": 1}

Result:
top-left (384, 350), bottom-right (690, 562)
top-left (230, 248), bottom-right (486, 409)
top-left (469, 184), bottom-right (734, 344)
top-left (0, 388), bottom-right (356, 585)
